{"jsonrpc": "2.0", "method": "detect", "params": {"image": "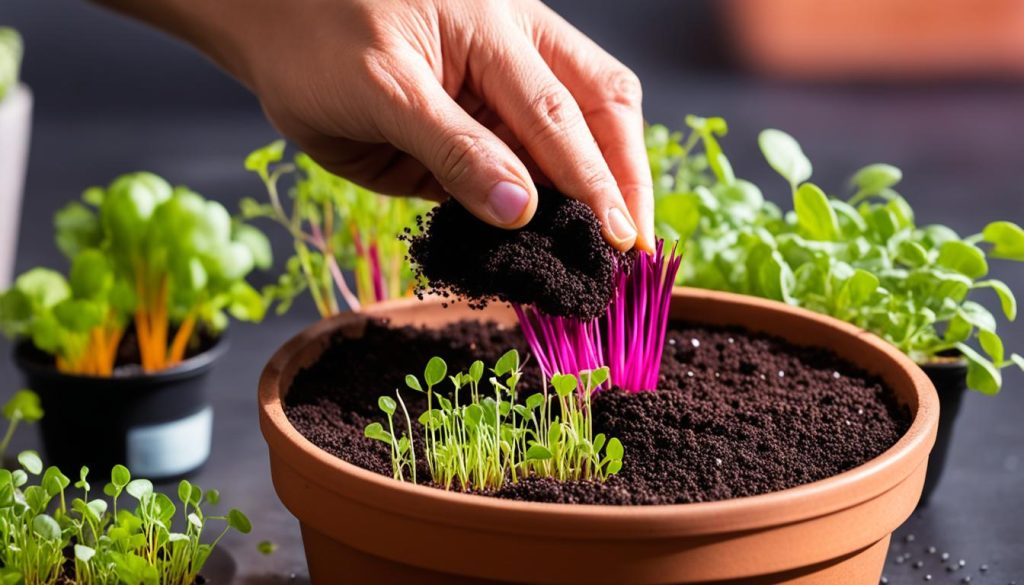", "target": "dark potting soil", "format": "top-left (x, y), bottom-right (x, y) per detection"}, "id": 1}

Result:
top-left (285, 320), bottom-right (911, 505)
top-left (404, 189), bottom-right (627, 319)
